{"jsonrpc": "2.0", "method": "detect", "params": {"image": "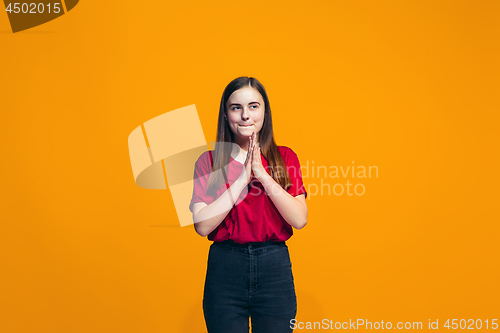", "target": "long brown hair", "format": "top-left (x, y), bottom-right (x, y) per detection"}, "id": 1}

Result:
top-left (206, 76), bottom-right (292, 197)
